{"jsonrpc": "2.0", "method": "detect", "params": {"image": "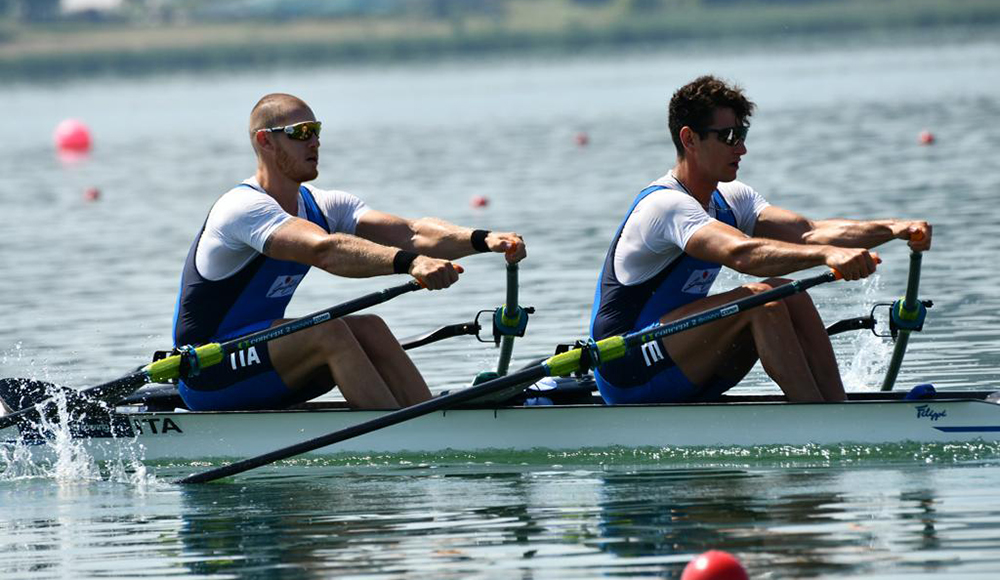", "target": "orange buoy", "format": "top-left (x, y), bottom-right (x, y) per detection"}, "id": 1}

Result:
top-left (681, 550), bottom-right (748, 580)
top-left (470, 195), bottom-right (489, 208)
top-left (918, 130), bottom-right (935, 145)
top-left (54, 119), bottom-right (92, 153)
top-left (575, 131), bottom-right (590, 147)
